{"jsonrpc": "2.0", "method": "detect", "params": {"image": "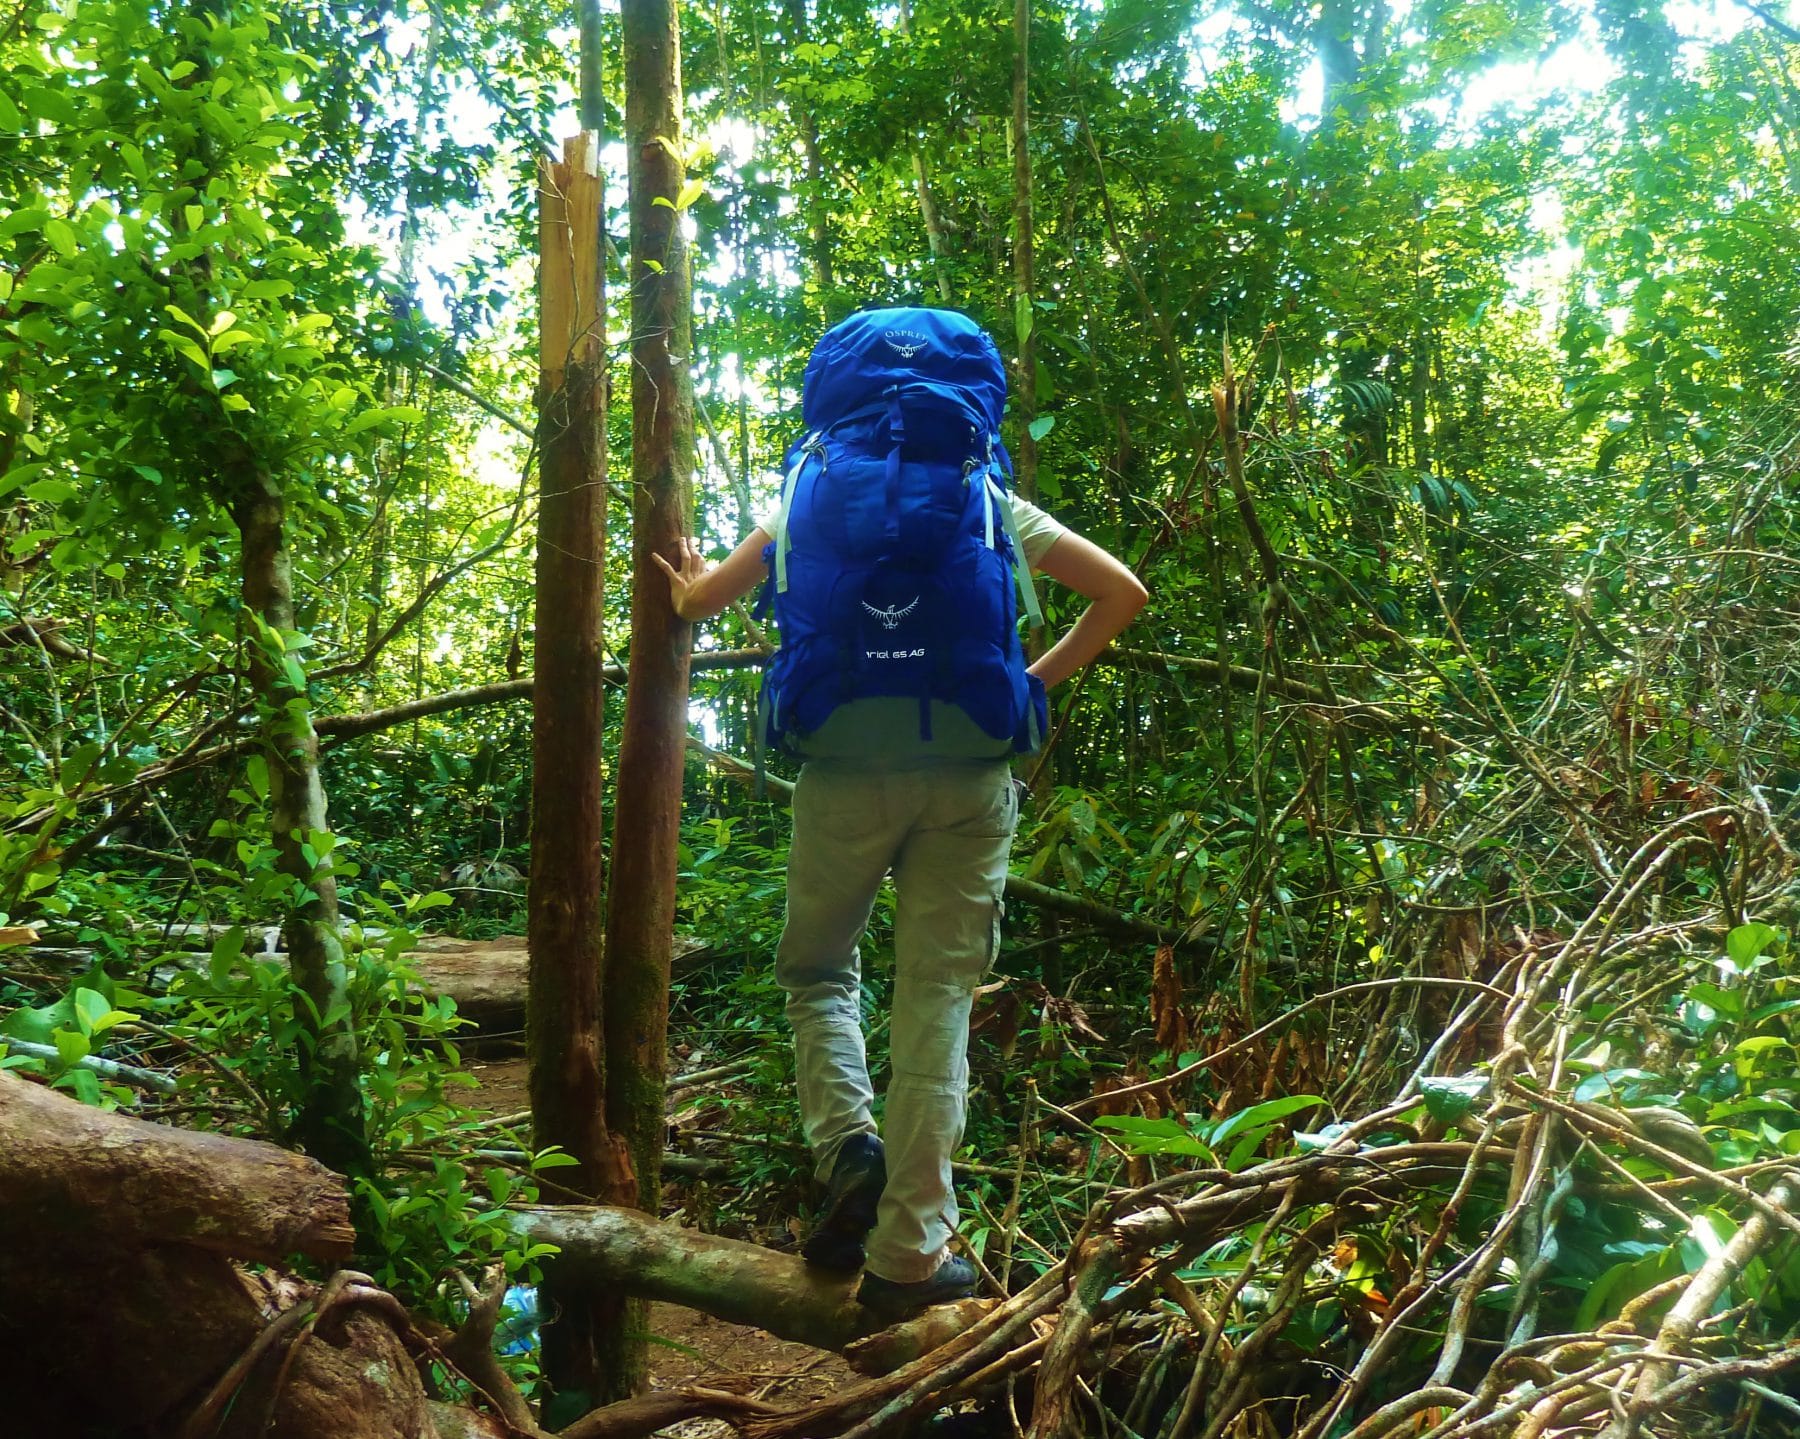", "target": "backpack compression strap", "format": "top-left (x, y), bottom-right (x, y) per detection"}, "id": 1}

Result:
top-left (773, 436), bottom-right (819, 595)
